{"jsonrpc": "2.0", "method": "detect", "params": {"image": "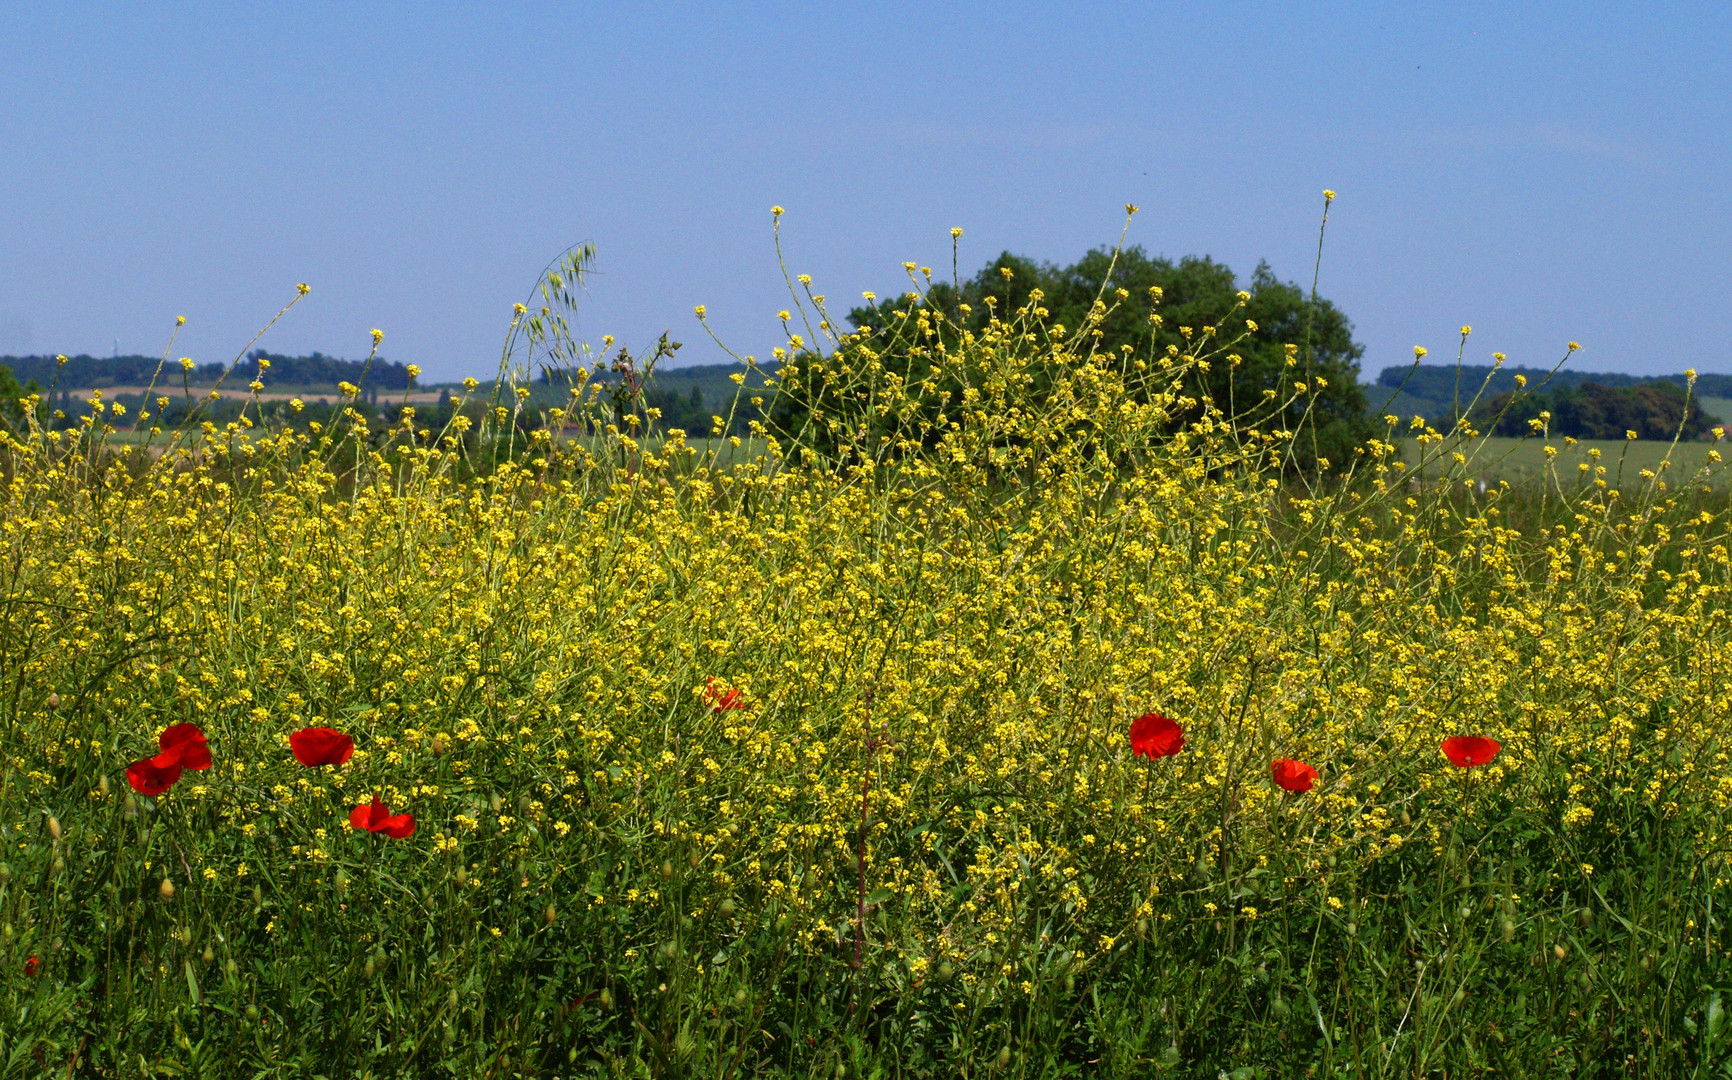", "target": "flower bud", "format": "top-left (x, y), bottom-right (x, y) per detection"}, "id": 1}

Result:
top-left (661, 860), bottom-right (674, 881)
top-left (50, 857), bottom-right (64, 876)
top-left (430, 737), bottom-right (445, 756)
top-left (98, 775), bottom-right (110, 798)
top-left (545, 904), bottom-right (556, 925)
top-left (252, 884), bottom-right (263, 907)
top-left (46, 816), bottom-right (60, 841)
top-left (1554, 944), bottom-right (1567, 961)
top-left (1399, 809), bottom-right (1411, 827)
top-left (995, 1046), bottom-right (1012, 1069)
top-left (734, 987), bottom-right (748, 1004)
top-left (1501, 918), bottom-right (1515, 942)
top-left (364, 957), bottom-right (376, 978)
top-left (159, 879), bottom-right (175, 900)
top-left (718, 898), bottom-right (736, 917)
top-left (598, 987), bottom-right (614, 1009)
top-left (46, 692), bottom-right (59, 709)
top-left (449, 988), bottom-right (459, 1010)
top-left (455, 866), bottom-right (468, 887)
top-left (246, 1004), bottom-right (259, 1020)
top-left (490, 793), bottom-right (503, 813)
top-left (123, 795), bottom-right (138, 818)
top-left (202, 945), bottom-right (214, 964)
